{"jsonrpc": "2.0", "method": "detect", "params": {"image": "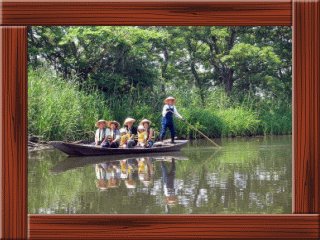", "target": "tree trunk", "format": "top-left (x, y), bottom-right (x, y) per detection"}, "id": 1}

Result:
top-left (191, 62), bottom-right (205, 107)
top-left (224, 69), bottom-right (234, 93)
